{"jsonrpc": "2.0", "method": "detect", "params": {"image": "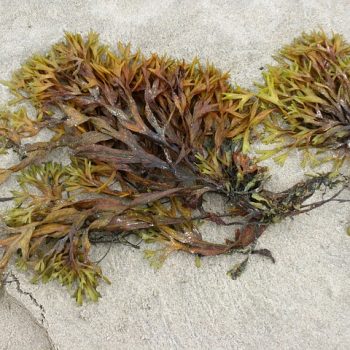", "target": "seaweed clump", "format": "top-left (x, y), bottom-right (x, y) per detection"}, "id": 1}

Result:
top-left (0, 32), bottom-right (344, 304)
top-left (257, 31), bottom-right (350, 168)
